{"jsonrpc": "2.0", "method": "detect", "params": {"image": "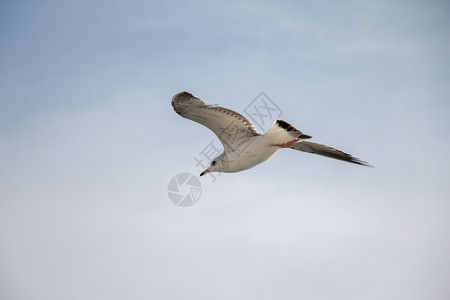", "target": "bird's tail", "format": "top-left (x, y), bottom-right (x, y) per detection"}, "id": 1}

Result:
top-left (263, 119), bottom-right (312, 148)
